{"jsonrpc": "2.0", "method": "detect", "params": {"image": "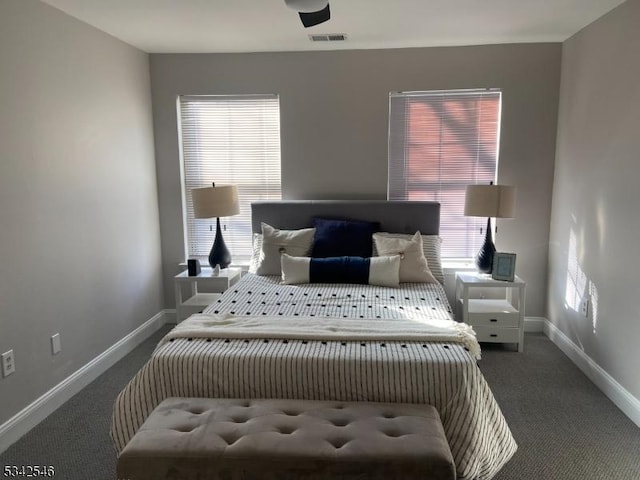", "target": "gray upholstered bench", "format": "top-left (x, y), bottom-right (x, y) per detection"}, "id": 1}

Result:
top-left (117, 398), bottom-right (456, 480)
